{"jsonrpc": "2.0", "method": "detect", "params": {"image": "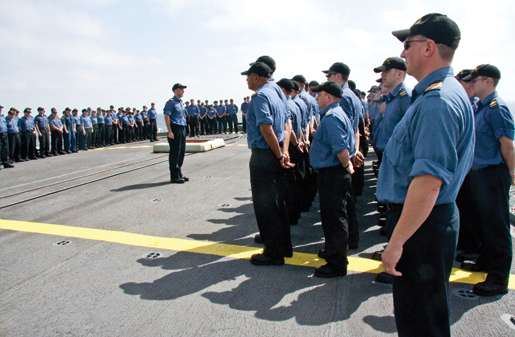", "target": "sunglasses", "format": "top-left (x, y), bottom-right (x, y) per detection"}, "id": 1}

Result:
top-left (403, 39), bottom-right (427, 50)
top-left (325, 72), bottom-right (336, 77)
